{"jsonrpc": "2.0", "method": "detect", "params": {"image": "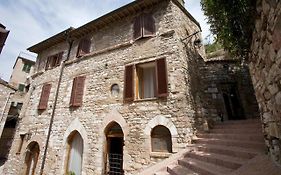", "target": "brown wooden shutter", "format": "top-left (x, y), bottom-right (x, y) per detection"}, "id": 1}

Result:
top-left (133, 15), bottom-right (142, 40)
top-left (45, 56), bottom-right (51, 70)
top-left (38, 84), bottom-right (52, 110)
top-left (143, 13), bottom-right (155, 37)
top-left (70, 76), bottom-right (86, 107)
top-left (77, 39), bottom-right (91, 58)
top-left (55, 52), bottom-right (63, 66)
top-left (156, 58), bottom-right (168, 97)
top-left (124, 65), bottom-right (134, 102)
